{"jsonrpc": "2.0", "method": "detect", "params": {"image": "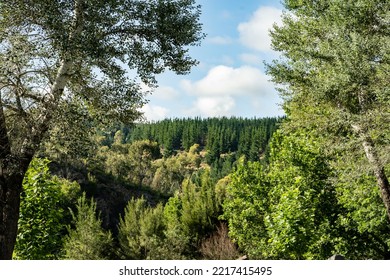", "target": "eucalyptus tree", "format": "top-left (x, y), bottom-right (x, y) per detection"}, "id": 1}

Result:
top-left (0, 0), bottom-right (204, 259)
top-left (267, 0), bottom-right (390, 219)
